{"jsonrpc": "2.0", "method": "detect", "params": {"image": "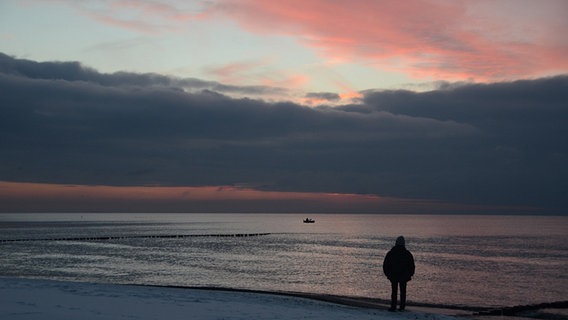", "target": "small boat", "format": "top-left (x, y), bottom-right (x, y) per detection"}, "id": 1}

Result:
top-left (303, 218), bottom-right (315, 223)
